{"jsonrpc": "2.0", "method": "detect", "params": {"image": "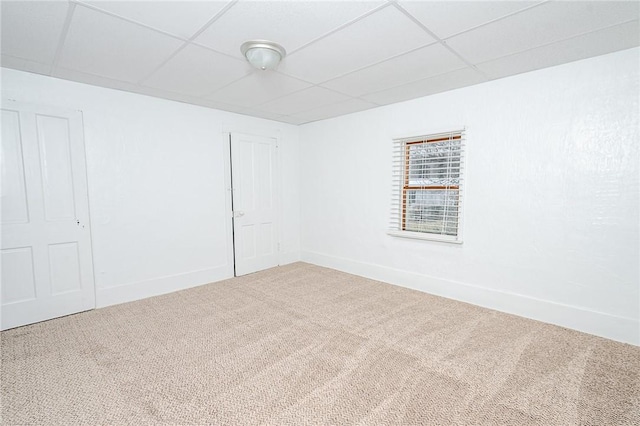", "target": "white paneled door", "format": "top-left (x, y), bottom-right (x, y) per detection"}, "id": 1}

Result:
top-left (1, 101), bottom-right (95, 330)
top-left (230, 133), bottom-right (279, 276)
